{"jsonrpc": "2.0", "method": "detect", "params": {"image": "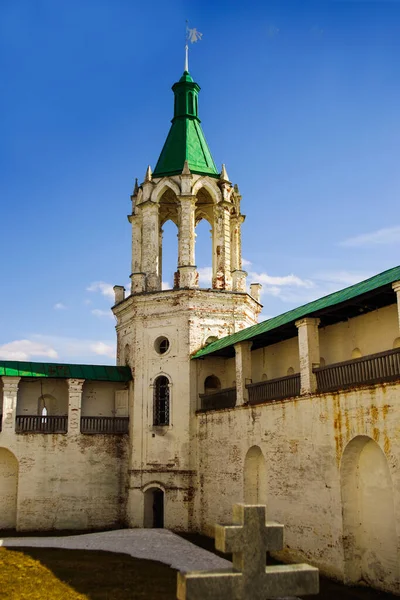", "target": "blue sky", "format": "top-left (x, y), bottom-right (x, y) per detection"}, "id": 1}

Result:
top-left (1, 0), bottom-right (399, 364)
